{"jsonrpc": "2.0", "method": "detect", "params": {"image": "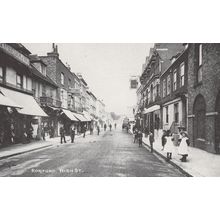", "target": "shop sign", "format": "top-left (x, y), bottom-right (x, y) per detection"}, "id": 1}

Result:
top-left (0, 43), bottom-right (30, 66)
